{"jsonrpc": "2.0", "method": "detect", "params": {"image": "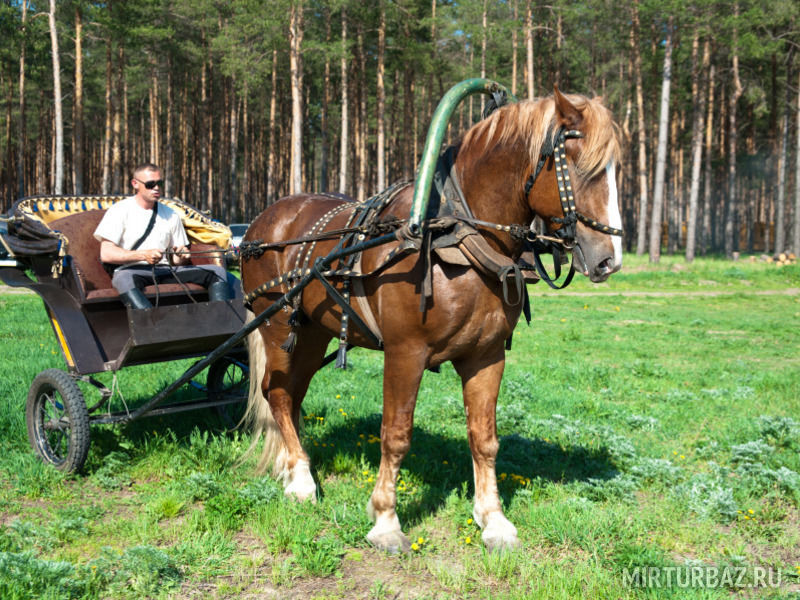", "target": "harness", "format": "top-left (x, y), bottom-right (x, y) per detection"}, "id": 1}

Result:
top-left (240, 126), bottom-right (623, 364)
